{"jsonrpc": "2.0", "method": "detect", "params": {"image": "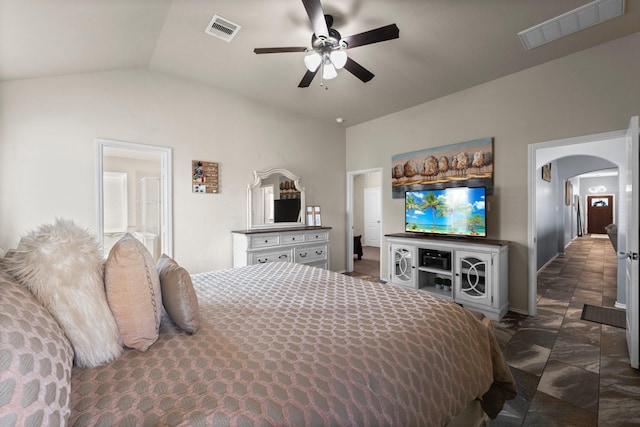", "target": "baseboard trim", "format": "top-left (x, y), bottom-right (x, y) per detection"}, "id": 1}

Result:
top-left (508, 307), bottom-right (530, 316)
top-left (537, 253), bottom-right (559, 273)
top-left (615, 301), bottom-right (627, 310)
